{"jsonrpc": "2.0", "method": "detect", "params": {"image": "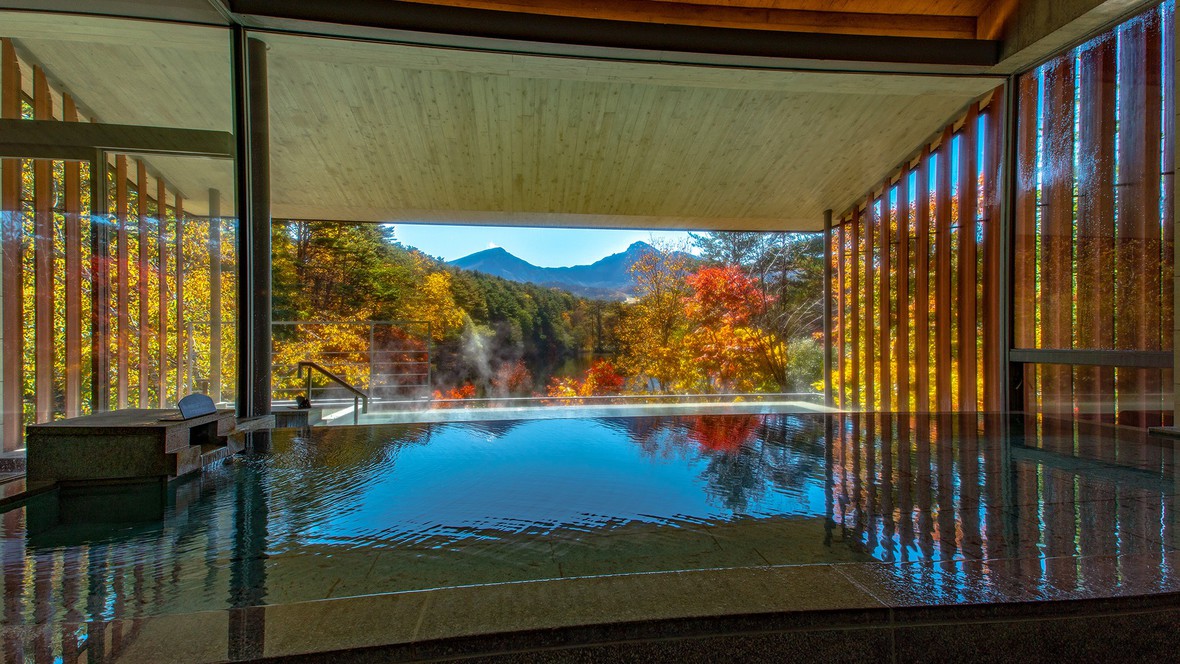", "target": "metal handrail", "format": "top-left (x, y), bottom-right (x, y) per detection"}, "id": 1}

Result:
top-left (298, 360), bottom-right (369, 424)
